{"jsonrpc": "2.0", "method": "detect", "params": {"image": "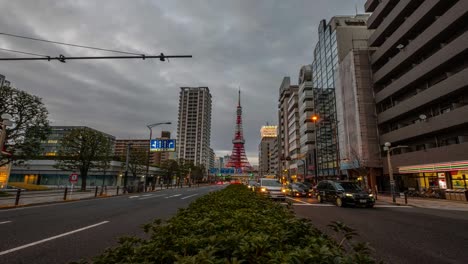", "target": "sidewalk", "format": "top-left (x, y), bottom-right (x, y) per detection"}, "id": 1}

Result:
top-left (377, 195), bottom-right (468, 211)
